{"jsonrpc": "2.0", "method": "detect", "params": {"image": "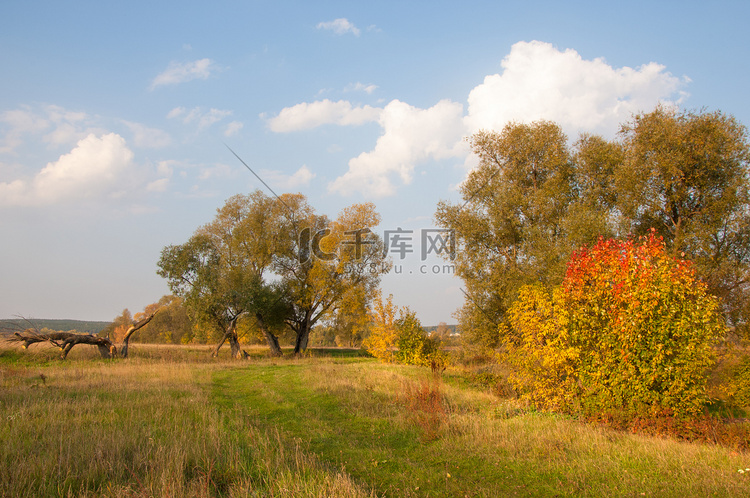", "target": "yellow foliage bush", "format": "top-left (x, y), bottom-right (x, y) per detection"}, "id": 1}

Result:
top-left (505, 233), bottom-right (725, 420)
